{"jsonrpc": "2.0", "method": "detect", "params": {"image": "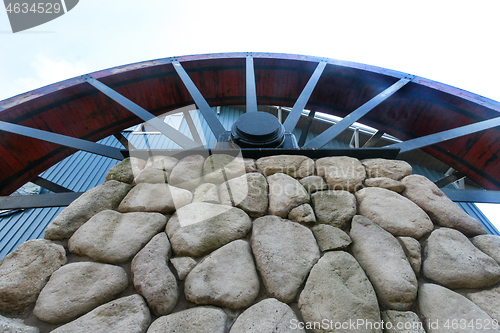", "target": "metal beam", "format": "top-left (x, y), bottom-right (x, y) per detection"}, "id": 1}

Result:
top-left (298, 110), bottom-right (316, 147)
top-left (114, 132), bottom-right (136, 150)
top-left (31, 176), bottom-right (73, 193)
top-left (0, 121), bottom-right (124, 160)
top-left (0, 192), bottom-right (84, 210)
top-left (442, 189), bottom-right (500, 204)
top-left (182, 110), bottom-right (203, 145)
top-left (246, 53), bottom-right (258, 113)
top-left (84, 75), bottom-right (200, 150)
top-left (390, 117), bottom-right (500, 153)
top-left (434, 171), bottom-right (466, 188)
top-left (362, 130), bottom-right (385, 148)
top-left (171, 60), bottom-right (226, 139)
top-left (303, 77), bottom-right (412, 148)
top-left (283, 61), bottom-right (327, 132)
